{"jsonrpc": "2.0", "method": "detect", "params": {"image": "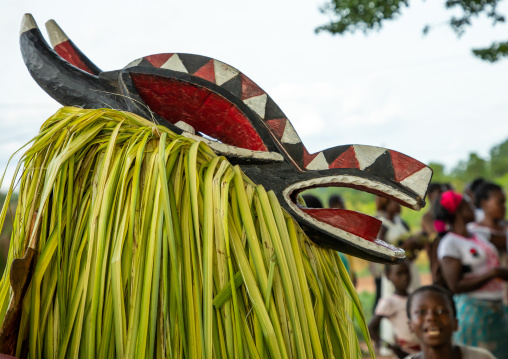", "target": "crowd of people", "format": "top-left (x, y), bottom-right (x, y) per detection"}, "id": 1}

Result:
top-left (302, 178), bottom-right (508, 359)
